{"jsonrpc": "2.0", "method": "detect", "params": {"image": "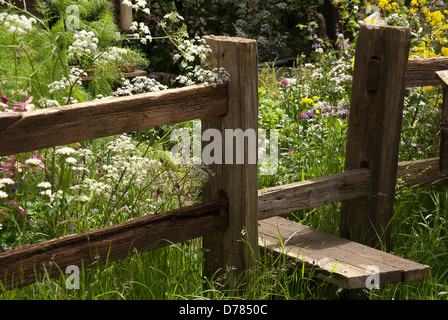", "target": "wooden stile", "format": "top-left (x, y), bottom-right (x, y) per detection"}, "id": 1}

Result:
top-left (201, 36), bottom-right (259, 286)
top-left (0, 29), bottom-right (440, 293)
top-left (340, 25), bottom-right (411, 249)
